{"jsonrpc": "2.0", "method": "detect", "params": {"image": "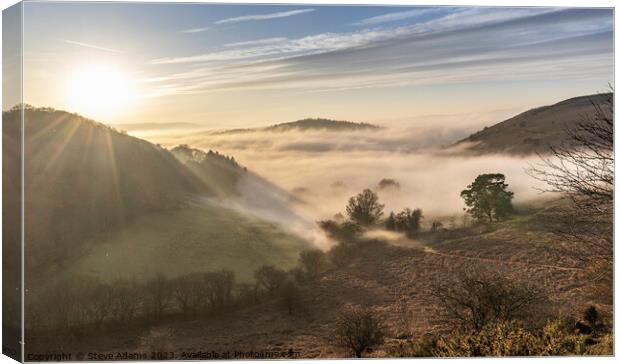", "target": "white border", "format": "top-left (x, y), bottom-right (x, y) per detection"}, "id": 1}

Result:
top-left (0, 1), bottom-right (617, 364)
